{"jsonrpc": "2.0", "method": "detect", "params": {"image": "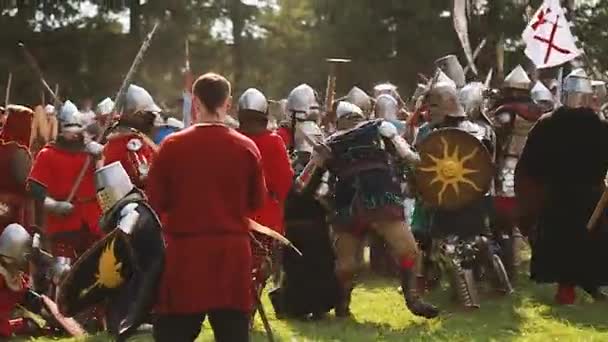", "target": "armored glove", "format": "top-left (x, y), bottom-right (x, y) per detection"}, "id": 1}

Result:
top-left (43, 198), bottom-right (74, 216)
